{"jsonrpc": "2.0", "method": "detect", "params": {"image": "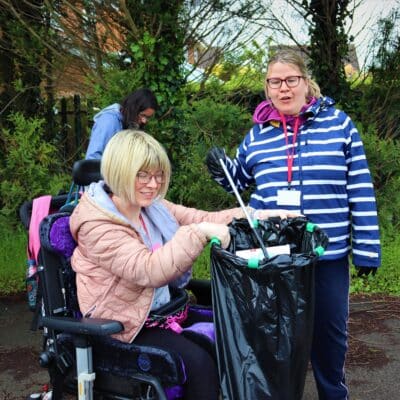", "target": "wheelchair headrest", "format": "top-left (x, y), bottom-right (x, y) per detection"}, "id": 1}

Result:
top-left (73, 159), bottom-right (102, 186)
top-left (40, 212), bottom-right (76, 259)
